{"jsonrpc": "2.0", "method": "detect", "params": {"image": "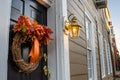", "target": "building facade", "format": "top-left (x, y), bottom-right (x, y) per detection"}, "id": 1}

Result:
top-left (0, 0), bottom-right (114, 80)
top-left (68, 0), bottom-right (113, 80)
